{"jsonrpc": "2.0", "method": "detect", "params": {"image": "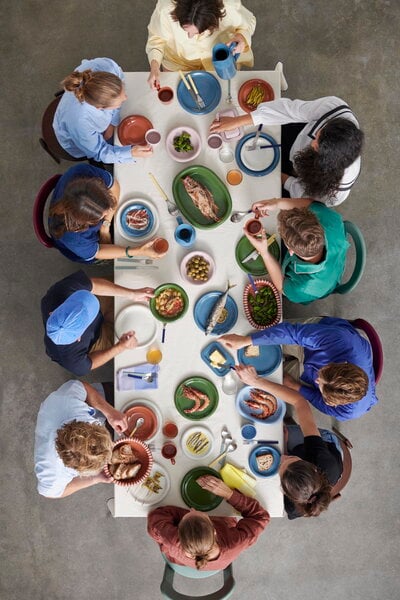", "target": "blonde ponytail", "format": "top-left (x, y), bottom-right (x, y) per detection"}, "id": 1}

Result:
top-left (61, 68), bottom-right (122, 107)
